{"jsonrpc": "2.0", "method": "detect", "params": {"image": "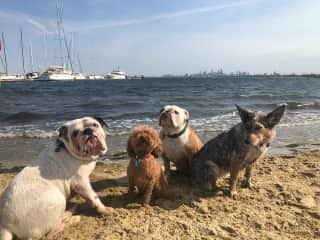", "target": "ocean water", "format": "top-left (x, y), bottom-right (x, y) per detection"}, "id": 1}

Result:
top-left (1, 77), bottom-right (320, 166)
